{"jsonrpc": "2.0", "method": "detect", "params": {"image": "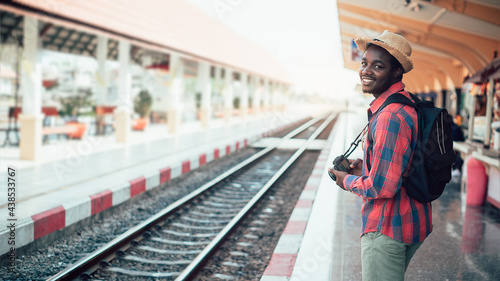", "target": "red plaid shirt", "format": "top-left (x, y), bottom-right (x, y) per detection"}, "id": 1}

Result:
top-left (344, 81), bottom-right (432, 244)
